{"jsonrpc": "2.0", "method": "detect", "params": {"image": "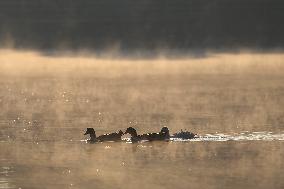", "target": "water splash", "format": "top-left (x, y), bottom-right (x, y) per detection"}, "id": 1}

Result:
top-left (171, 131), bottom-right (284, 142)
top-left (80, 131), bottom-right (284, 143)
